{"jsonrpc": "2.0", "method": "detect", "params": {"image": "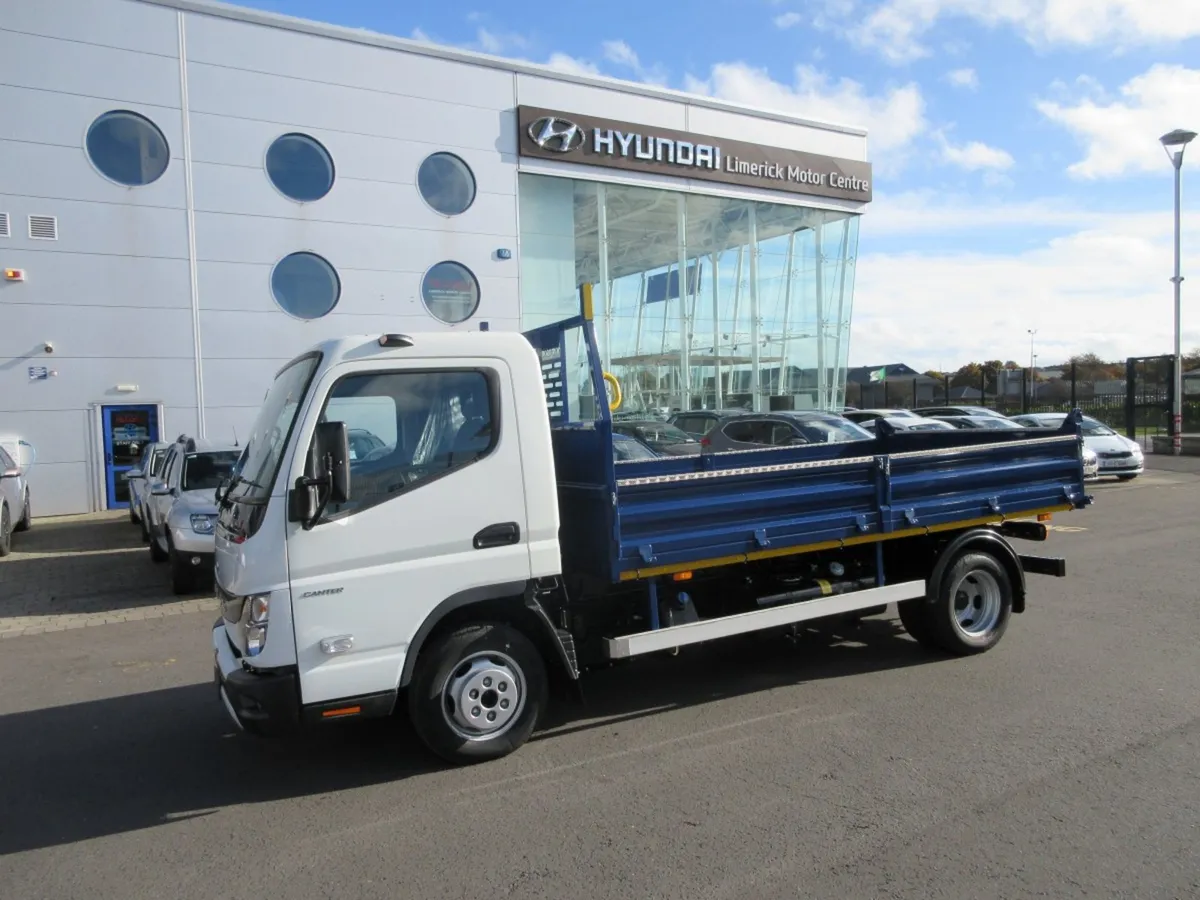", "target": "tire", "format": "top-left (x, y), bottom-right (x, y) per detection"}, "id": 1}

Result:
top-left (15, 491), bottom-right (31, 532)
top-left (0, 503), bottom-right (11, 558)
top-left (408, 622), bottom-right (548, 765)
top-left (129, 504), bottom-right (139, 524)
top-left (170, 549), bottom-right (197, 595)
top-left (139, 511), bottom-right (150, 543)
top-left (900, 551), bottom-right (1013, 655)
top-left (897, 597), bottom-right (937, 648)
top-left (149, 525), bottom-right (168, 563)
